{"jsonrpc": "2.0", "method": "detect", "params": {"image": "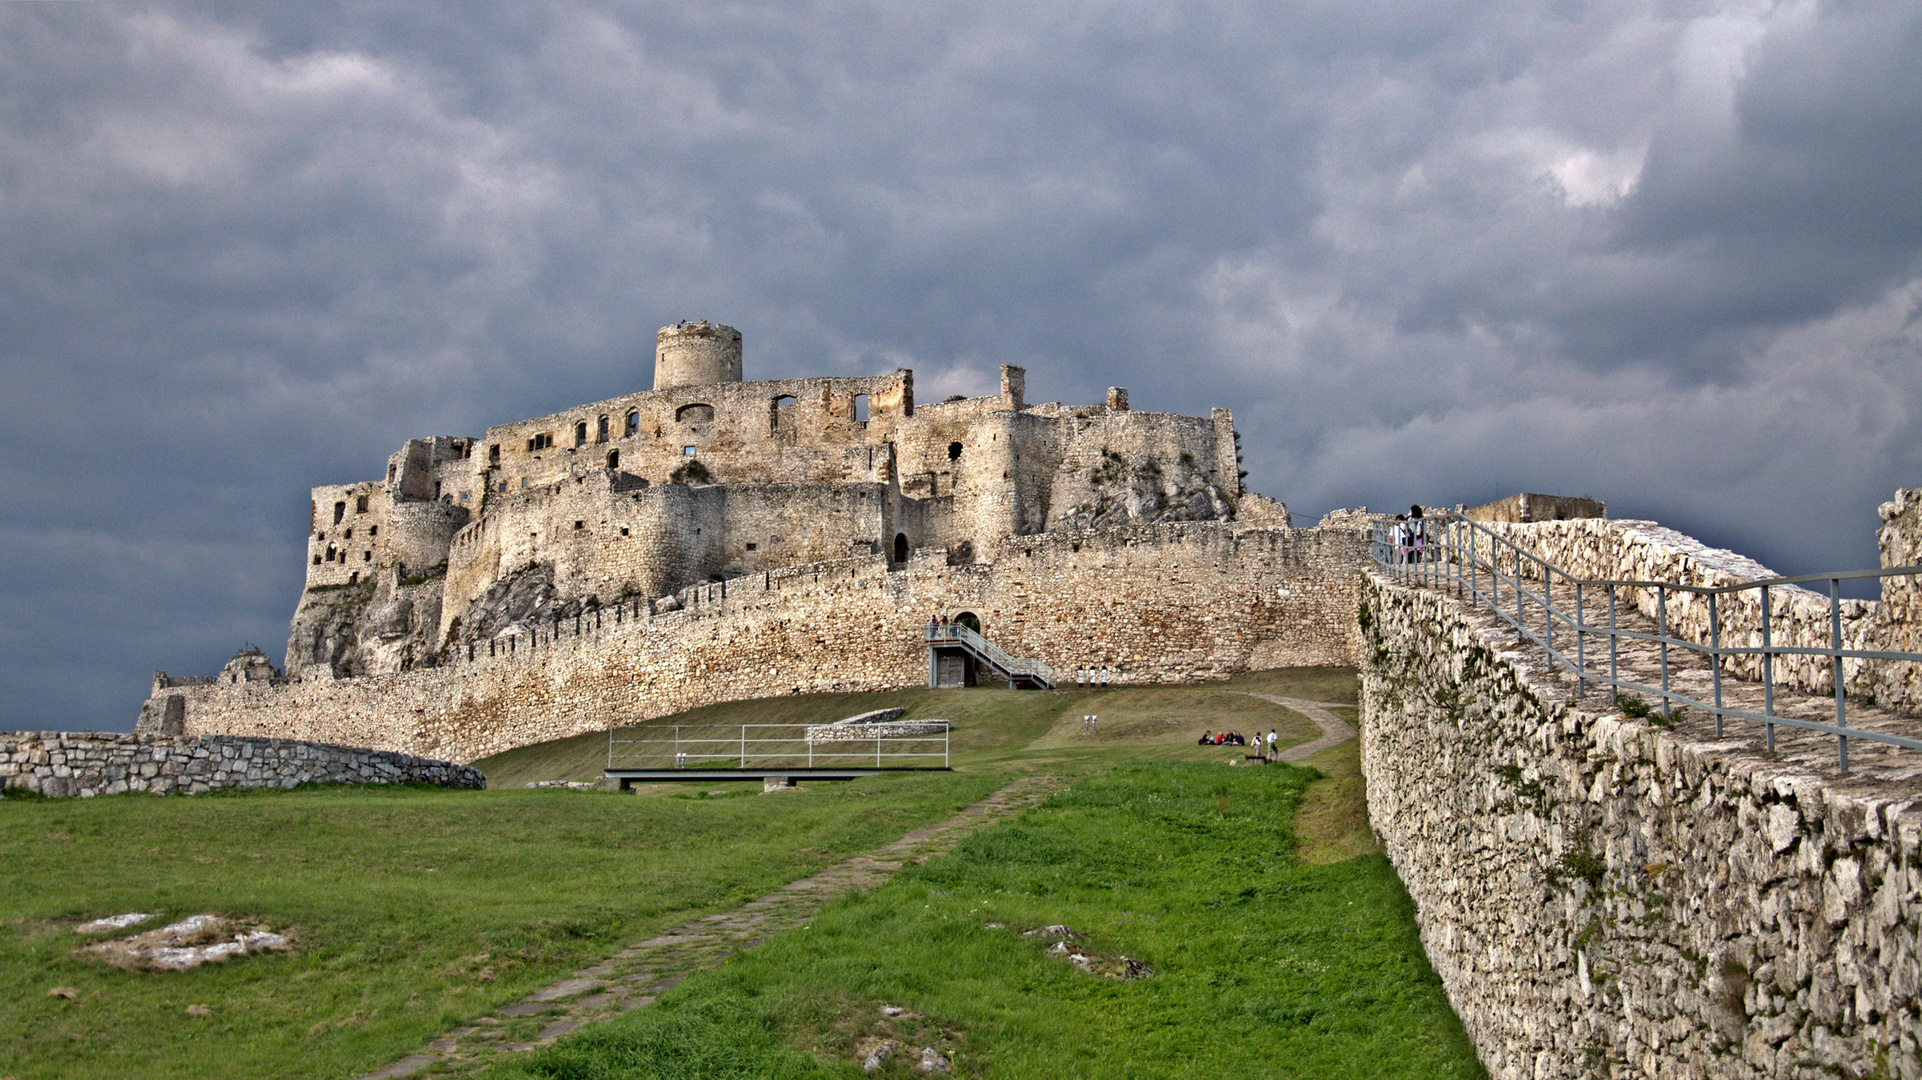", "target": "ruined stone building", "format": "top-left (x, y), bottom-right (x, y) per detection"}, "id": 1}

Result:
top-left (291, 321), bottom-right (1266, 679)
top-left (144, 321), bottom-right (1344, 761)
